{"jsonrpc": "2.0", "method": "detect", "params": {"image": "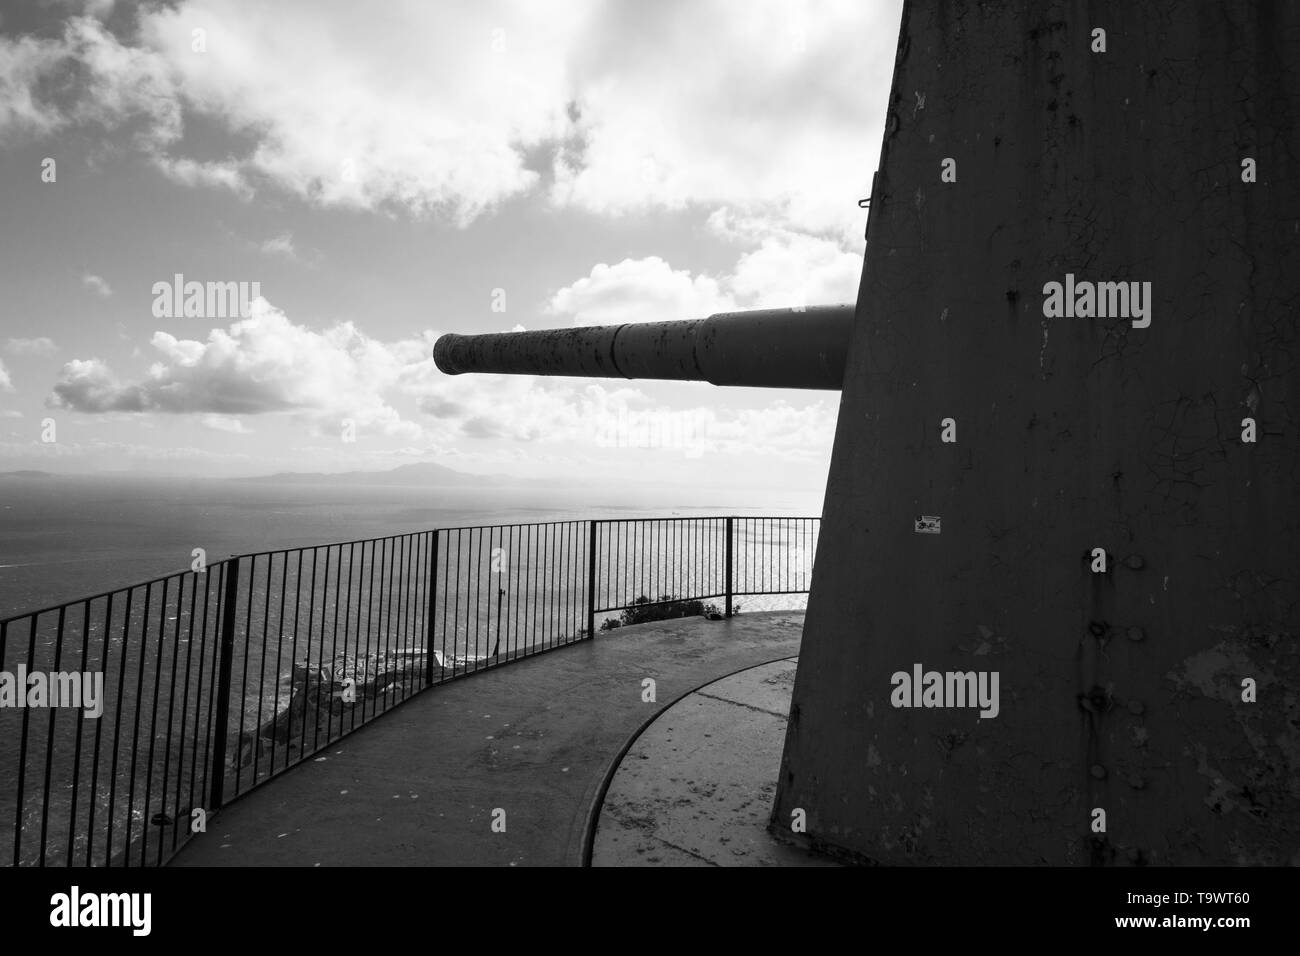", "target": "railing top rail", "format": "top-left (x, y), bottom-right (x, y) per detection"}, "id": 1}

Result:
top-left (0, 558), bottom-right (234, 629)
top-left (0, 513), bottom-right (820, 628)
